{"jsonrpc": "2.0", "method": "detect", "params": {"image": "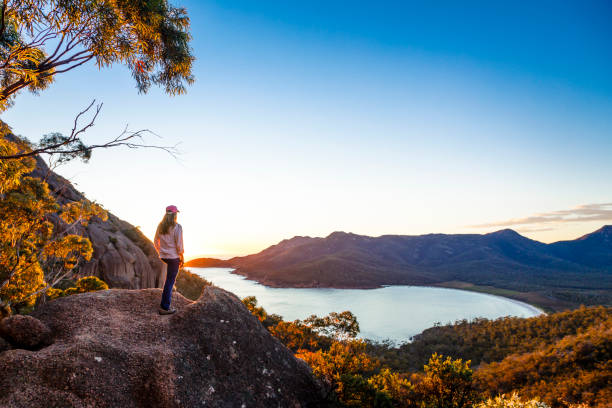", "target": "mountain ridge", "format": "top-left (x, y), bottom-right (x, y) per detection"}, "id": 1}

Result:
top-left (186, 226), bottom-right (612, 310)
